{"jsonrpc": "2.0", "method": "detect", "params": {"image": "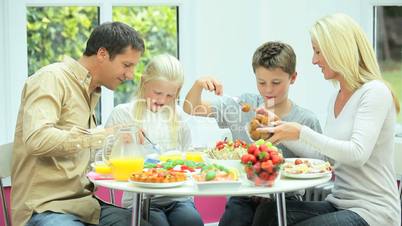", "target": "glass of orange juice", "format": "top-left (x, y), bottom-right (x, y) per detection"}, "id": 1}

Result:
top-left (94, 163), bottom-right (112, 175)
top-left (185, 151), bottom-right (204, 162)
top-left (110, 158), bottom-right (144, 181)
